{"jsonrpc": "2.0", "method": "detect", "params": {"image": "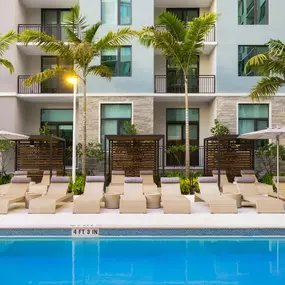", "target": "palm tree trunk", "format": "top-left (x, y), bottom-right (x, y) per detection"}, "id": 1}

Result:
top-left (184, 76), bottom-right (190, 178)
top-left (82, 78), bottom-right (87, 176)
